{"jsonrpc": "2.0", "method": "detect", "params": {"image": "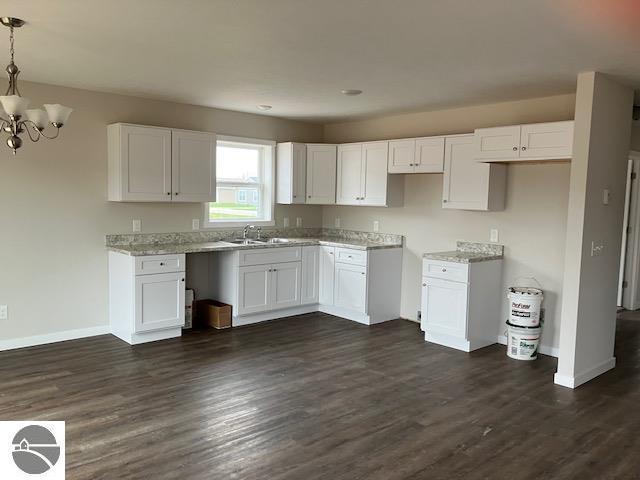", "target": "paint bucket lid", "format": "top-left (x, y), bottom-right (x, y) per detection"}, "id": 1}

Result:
top-left (506, 320), bottom-right (541, 331)
top-left (508, 287), bottom-right (543, 296)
